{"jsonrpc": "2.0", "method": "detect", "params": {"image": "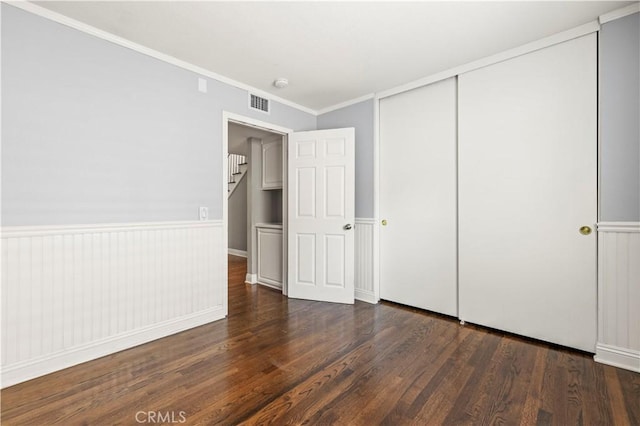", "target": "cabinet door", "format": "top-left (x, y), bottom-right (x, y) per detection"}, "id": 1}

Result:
top-left (262, 140), bottom-right (282, 189)
top-left (379, 77), bottom-right (458, 316)
top-left (257, 228), bottom-right (283, 288)
top-left (458, 34), bottom-right (597, 352)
